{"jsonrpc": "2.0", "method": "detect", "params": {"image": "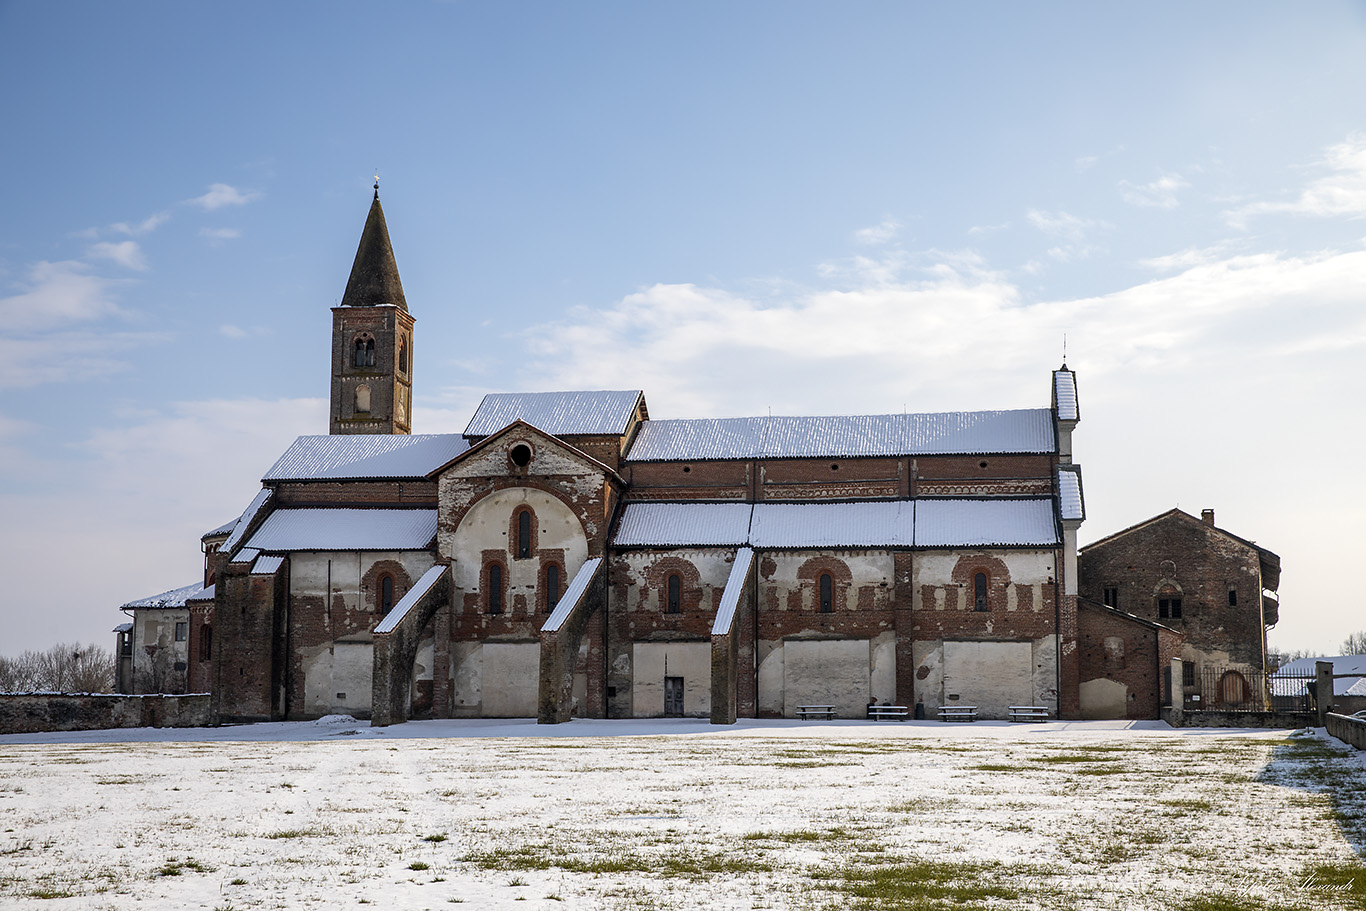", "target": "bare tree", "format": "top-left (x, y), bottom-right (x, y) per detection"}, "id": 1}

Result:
top-left (0, 643), bottom-right (114, 693)
top-left (1342, 631), bottom-right (1366, 655)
